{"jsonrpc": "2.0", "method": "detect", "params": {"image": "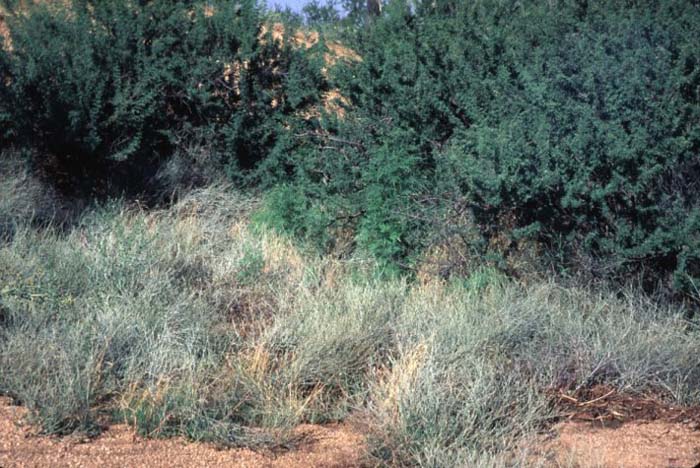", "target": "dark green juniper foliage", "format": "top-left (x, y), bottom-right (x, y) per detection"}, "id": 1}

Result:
top-left (451, 0), bottom-right (700, 294)
top-left (2, 0), bottom-right (699, 296)
top-left (0, 0), bottom-right (325, 194)
top-left (264, 0), bottom-right (700, 294)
